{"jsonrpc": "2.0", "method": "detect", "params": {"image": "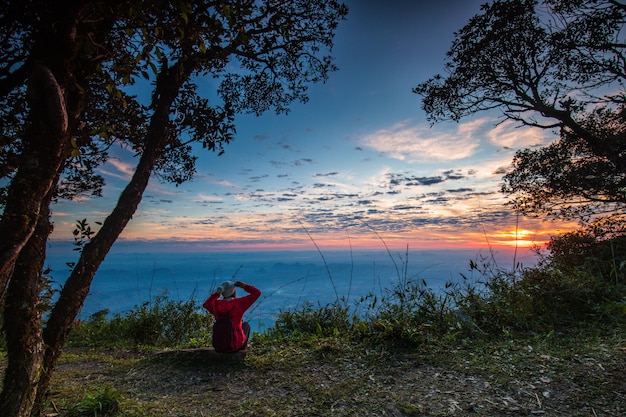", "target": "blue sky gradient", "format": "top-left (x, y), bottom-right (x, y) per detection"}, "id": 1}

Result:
top-left (51, 0), bottom-right (577, 251)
